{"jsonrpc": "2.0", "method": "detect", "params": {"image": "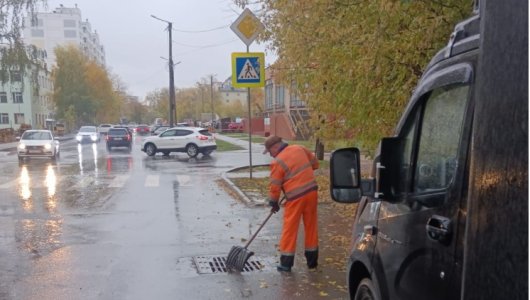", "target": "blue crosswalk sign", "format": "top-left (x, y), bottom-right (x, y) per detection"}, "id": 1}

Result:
top-left (231, 52), bottom-right (265, 88)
